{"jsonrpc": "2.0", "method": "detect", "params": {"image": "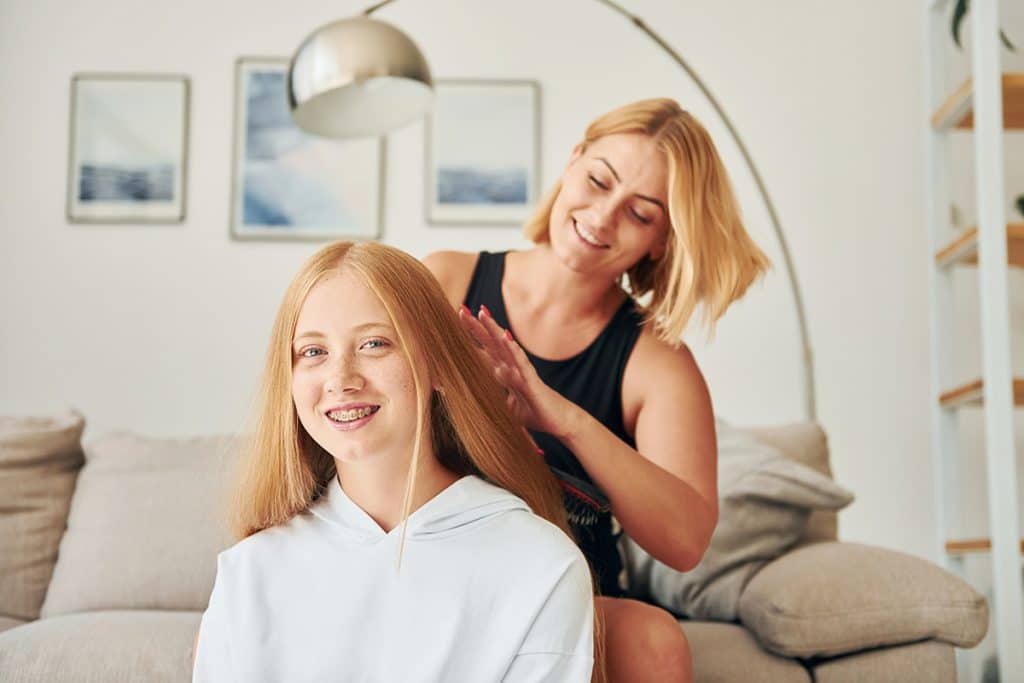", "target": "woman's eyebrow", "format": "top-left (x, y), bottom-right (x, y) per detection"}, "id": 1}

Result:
top-left (596, 157), bottom-right (665, 213)
top-left (596, 157), bottom-right (621, 182)
top-left (636, 195), bottom-right (666, 212)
